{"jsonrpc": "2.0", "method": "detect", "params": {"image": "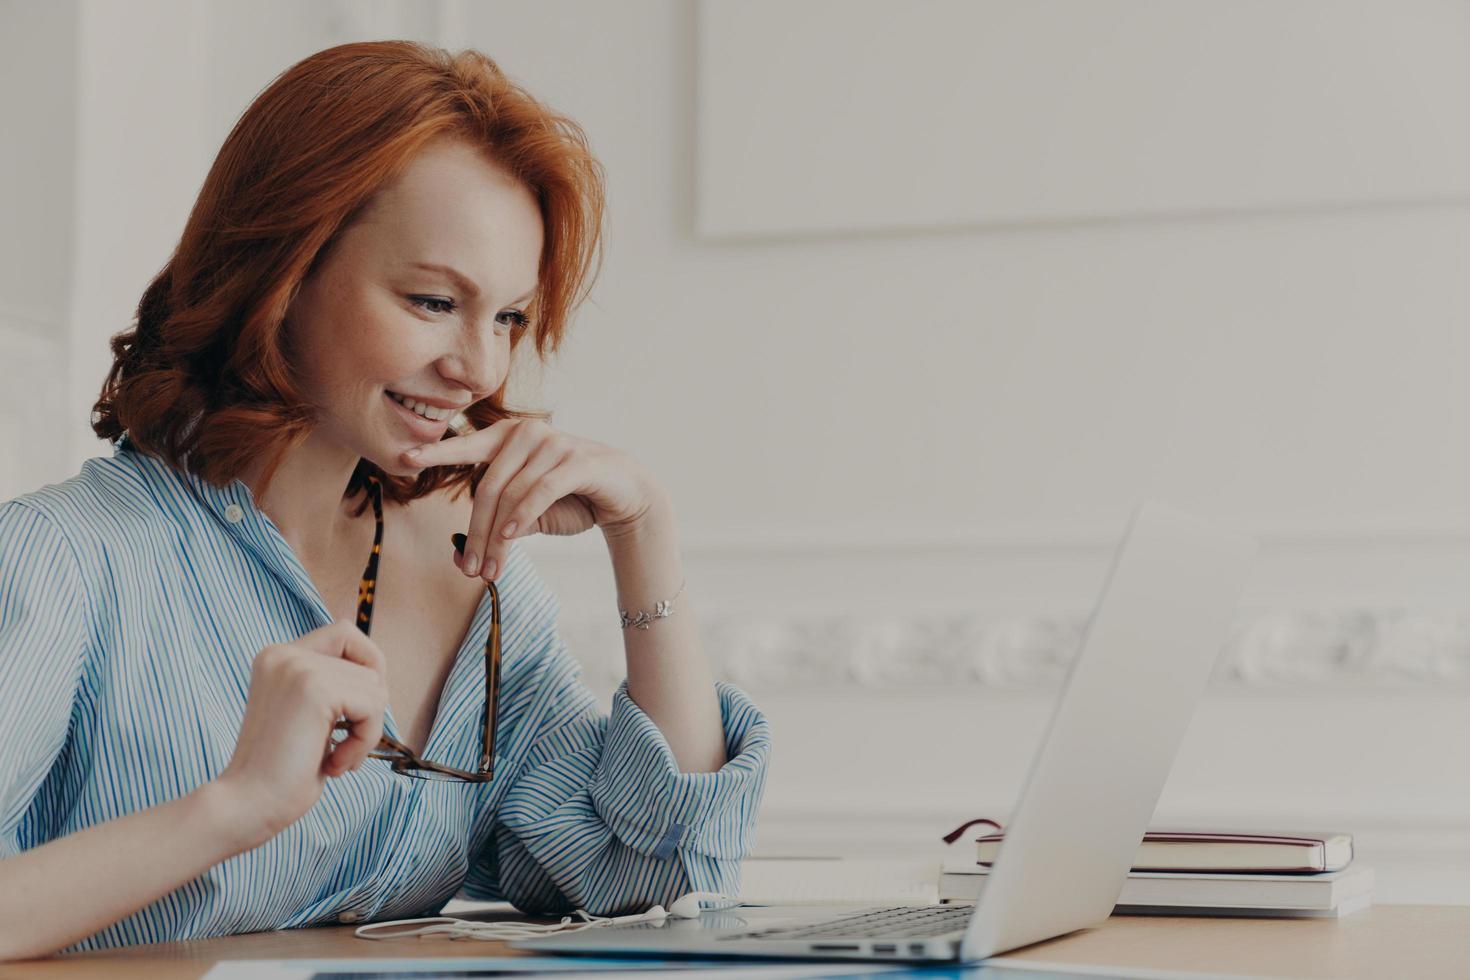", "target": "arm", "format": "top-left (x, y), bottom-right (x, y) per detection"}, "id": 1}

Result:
top-left (0, 618), bottom-right (390, 960)
top-left (603, 488), bottom-right (727, 773)
top-left (403, 422), bottom-right (726, 771)
top-left (0, 501), bottom-right (392, 960)
top-left (0, 782), bottom-right (265, 960)
top-left (460, 541), bottom-right (770, 916)
top-left (402, 422), bottom-right (769, 912)
top-left (0, 503), bottom-right (262, 959)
